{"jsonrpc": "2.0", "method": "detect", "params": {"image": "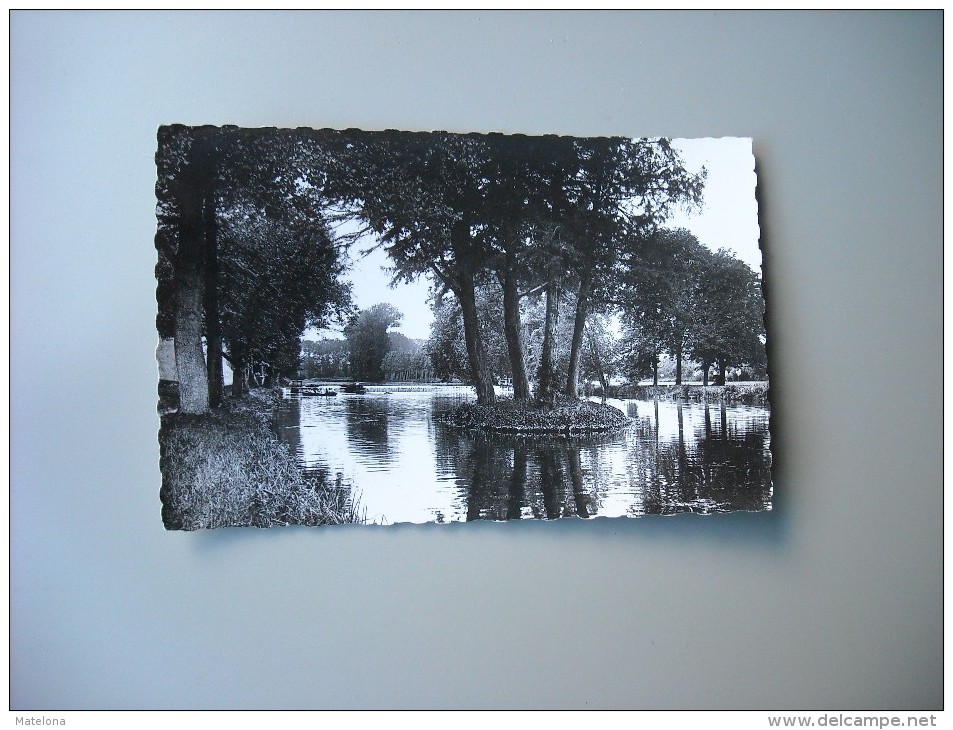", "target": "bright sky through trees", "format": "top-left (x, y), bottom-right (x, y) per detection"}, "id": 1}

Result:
top-left (666, 137), bottom-right (761, 271)
top-left (309, 137), bottom-right (761, 342)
